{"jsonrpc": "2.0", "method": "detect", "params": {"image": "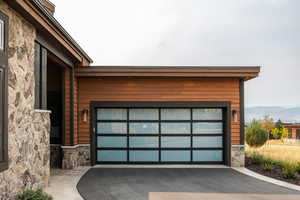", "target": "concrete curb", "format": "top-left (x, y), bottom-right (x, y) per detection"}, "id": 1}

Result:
top-left (232, 167), bottom-right (300, 192)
